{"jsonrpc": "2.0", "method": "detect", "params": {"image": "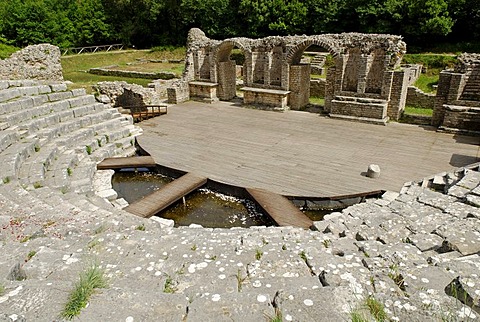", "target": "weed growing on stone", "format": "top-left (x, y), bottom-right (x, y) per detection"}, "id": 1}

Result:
top-left (26, 250), bottom-right (37, 261)
top-left (365, 296), bottom-right (387, 322)
top-left (191, 244), bottom-right (197, 251)
top-left (34, 146), bottom-right (40, 152)
top-left (2, 177), bottom-right (10, 184)
top-left (322, 239), bottom-right (331, 248)
top-left (87, 239), bottom-right (100, 251)
top-left (33, 182), bottom-right (43, 189)
top-left (85, 145), bottom-right (92, 155)
top-left (20, 235), bottom-right (31, 243)
top-left (349, 296), bottom-right (387, 322)
top-left (135, 223), bottom-right (145, 231)
top-left (262, 237), bottom-right (269, 245)
top-left (255, 249), bottom-right (263, 260)
top-left (267, 310), bottom-right (283, 322)
top-left (235, 269), bottom-right (248, 292)
top-left (0, 284), bottom-right (4, 296)
top-left (282, 244), bottom-right (287, 250)
top-left (350, 310), bottom-right (367, 322)
top-left (67, 168), bottom-right (73, 176)
top-left (61, 264), bottom-right (107, 320)
top-left (299, 250), bottom-right (308, 262)
top-left (164, 275), bottom-right (177, 293)
top-left (93, 225), bottom-right (107, 235)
